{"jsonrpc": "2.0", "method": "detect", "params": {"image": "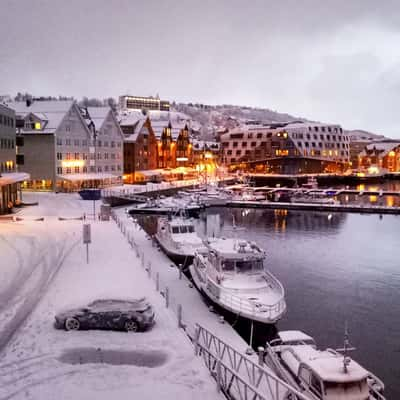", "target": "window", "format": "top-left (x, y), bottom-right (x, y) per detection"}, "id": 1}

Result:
top-left (66, 167), bottom-right (71, 174)
top-left (321, 127), bottom-right (325, 132)
top-left (306, 134), bottom-right (311, 140)
top-left (57, 167), bottom-right (62, 174)
top-left (83, 166), bottom-right (87, 173)
top-left (57, 152), bottom-right (62, 160)
top-left (297, 142), bottom-right (302, 147)
top-left (74, 166), bottom-right (80, 173)
top-left (57, 138), bottom-right (62, 145)
top-left (74, 153), bottom-right (79, 160)
top-left (314, 126), bottom-right (319, 132)
top-left (242, 142), bottom-right (247, 147)
top-left (232, 142), bottom-right (238, 148)
top-left (66, 153), bottom-right (71, 160)
top-left (236, 150), bottom-right (241, 156)
top-left (82, 139), bottom-right (87, 146)
top-left (74, 139), bottom-right (80, 146)
top-left (66, 139), bottom-right (71, 145)
top-left (311, 142), bottom-right (316, 147)
top-left (227, 150), bottom-right (232, 155)
top-left (305, 142), bottom-right (309, 147)
top-left (257, 133), bottom-right (262, 139)
top-left (98, 166), bottom-right (102, 172)
top-left (251, 142), bottom-right (257, 147)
